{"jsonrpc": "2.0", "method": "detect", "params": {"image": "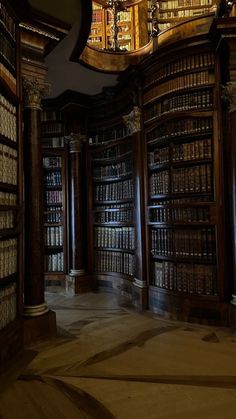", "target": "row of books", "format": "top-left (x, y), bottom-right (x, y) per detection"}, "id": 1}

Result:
top-left (117, 11), bottom-right (132, 22)
top-left (0, 209), bottom-right (14, 229)
top-left (172, 164), bottom-right (212, 193)
top-left (0, 62), bottom-right (16, 94)
top-left (45, 252), bottom-right (64, 272)
top-left (93, 159), bottom-right (132, 179)
top-left (94, 226), bottom-right (135, 250)
top-left (43, 156), bottom-right (62, 169)
top-left (145, 52), bottom-right (214, 87)
top-left (93, 143), bottom-right (131, 160)
top-left (44, 190), bottom-right (63, 205)
top-left (149, 170), bottom-right (170, 194)
top-left (41, 121), bottom-right (63, 135)
top-left (159, 0), bottom-right (212, 9)
top-left (152, 261), bottom-right (217, 295)
top-left (88, 37), bottom-right (102, 44)
top-left (146, 117), bottom-right (213, 143)
top-left (144, 90), bottom-right (213, 122)
top-left (149, 147), bottom-right (169, 164)
top-left (42, 137), bottom-right (65, 149)
top-left (94, 250), bottom-right (134, 275)
top-left (89, 126), bottom-right (127, 144)
top-left (0, 93), bottom-right (17, 141)
top-left (0, 283), bottom-right (16, 331)
top-left (0, 2), bottom-right (16, 39)
top-left (143, 71), bottom-right (213, 104)
top-left (0, 32), bottom-right (15, 70)
top-left (94, 179), bottom-right (133, 202)
top-left (44, 209), bottom-right (63, 224)
top-left (149, 205), bottom-right (210, 223)
top-left (45, 226), bottom-right (63, 246)
top-left (0, 191), bottom-right (16, 205)
top-left (0, 144), bottom-right (17, 185)
top-left (172, 138), bottom-right (211, 161)
top-left (151, 227), bottom-right (216, 259)
top-left (92, 10), bottom-right (102, 23)
top-left (159, 7), bottom-right (210, 19)
top-left (90, 27), bottom-right (102, 36)
top-left (0, 238), bottom-right (17, 278)
top-left (41, 111), bottom-right (62, 122)
top-left (44, 171), bottom-right (62, 187)
top-left (94, 208), bottom-right (133, 223)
